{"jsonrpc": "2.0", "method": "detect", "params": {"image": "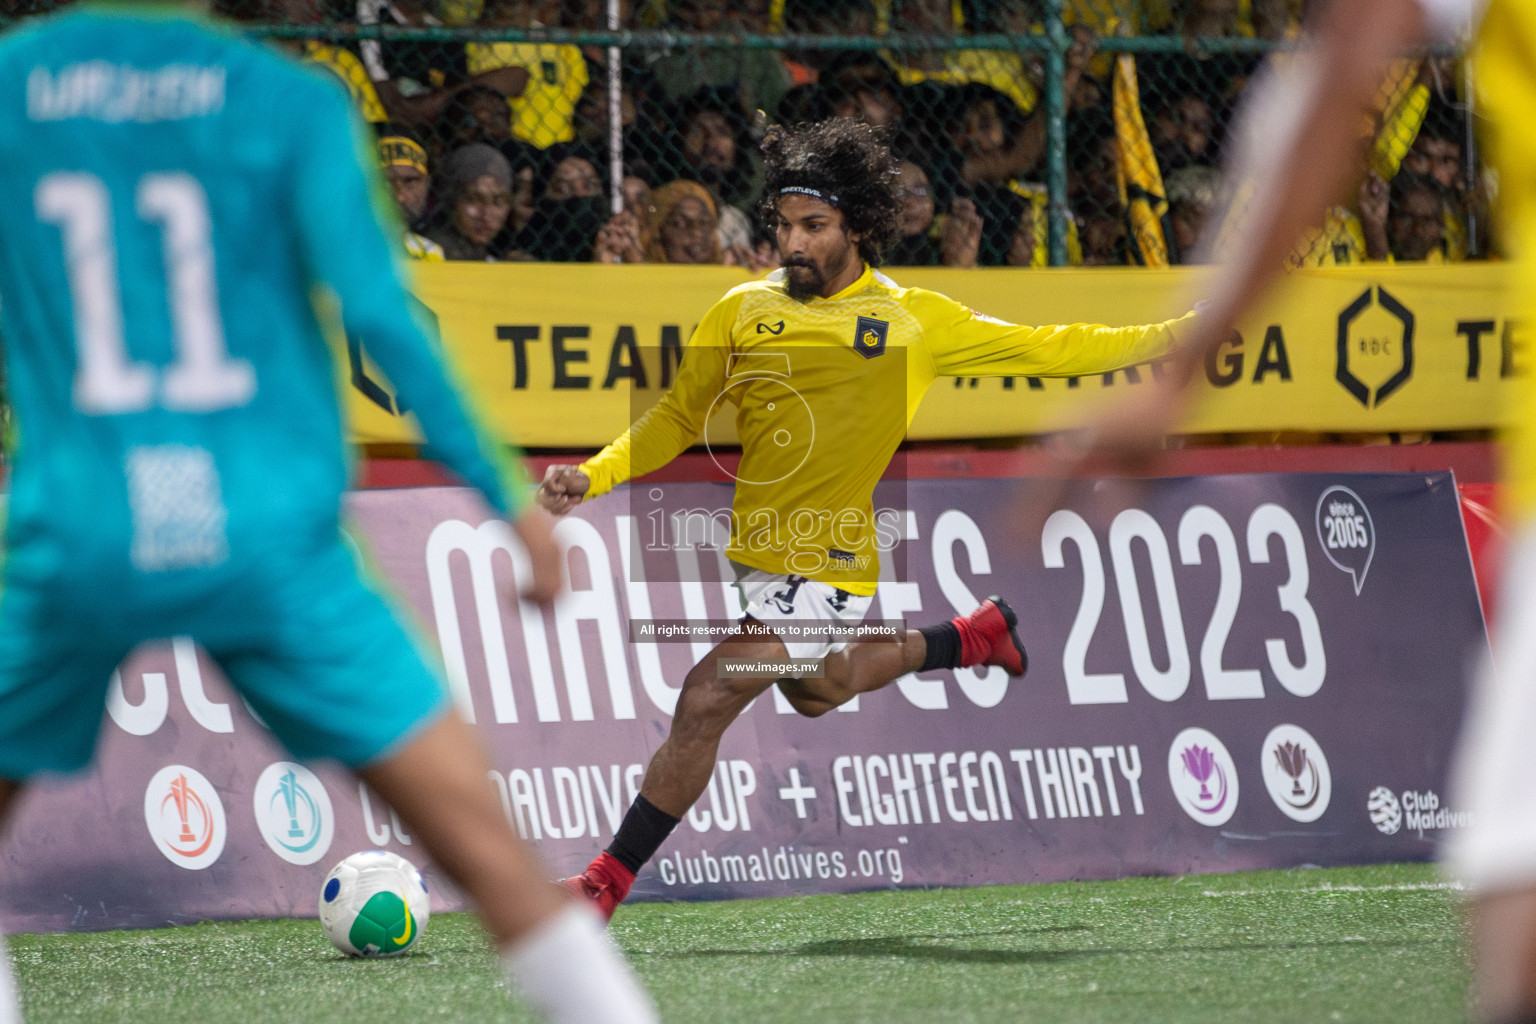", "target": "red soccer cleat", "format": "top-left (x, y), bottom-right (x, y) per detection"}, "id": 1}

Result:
top-left (955, 596), bottom-right (1028, 677)
top-left (560, 851), bottom-right (635, 923)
